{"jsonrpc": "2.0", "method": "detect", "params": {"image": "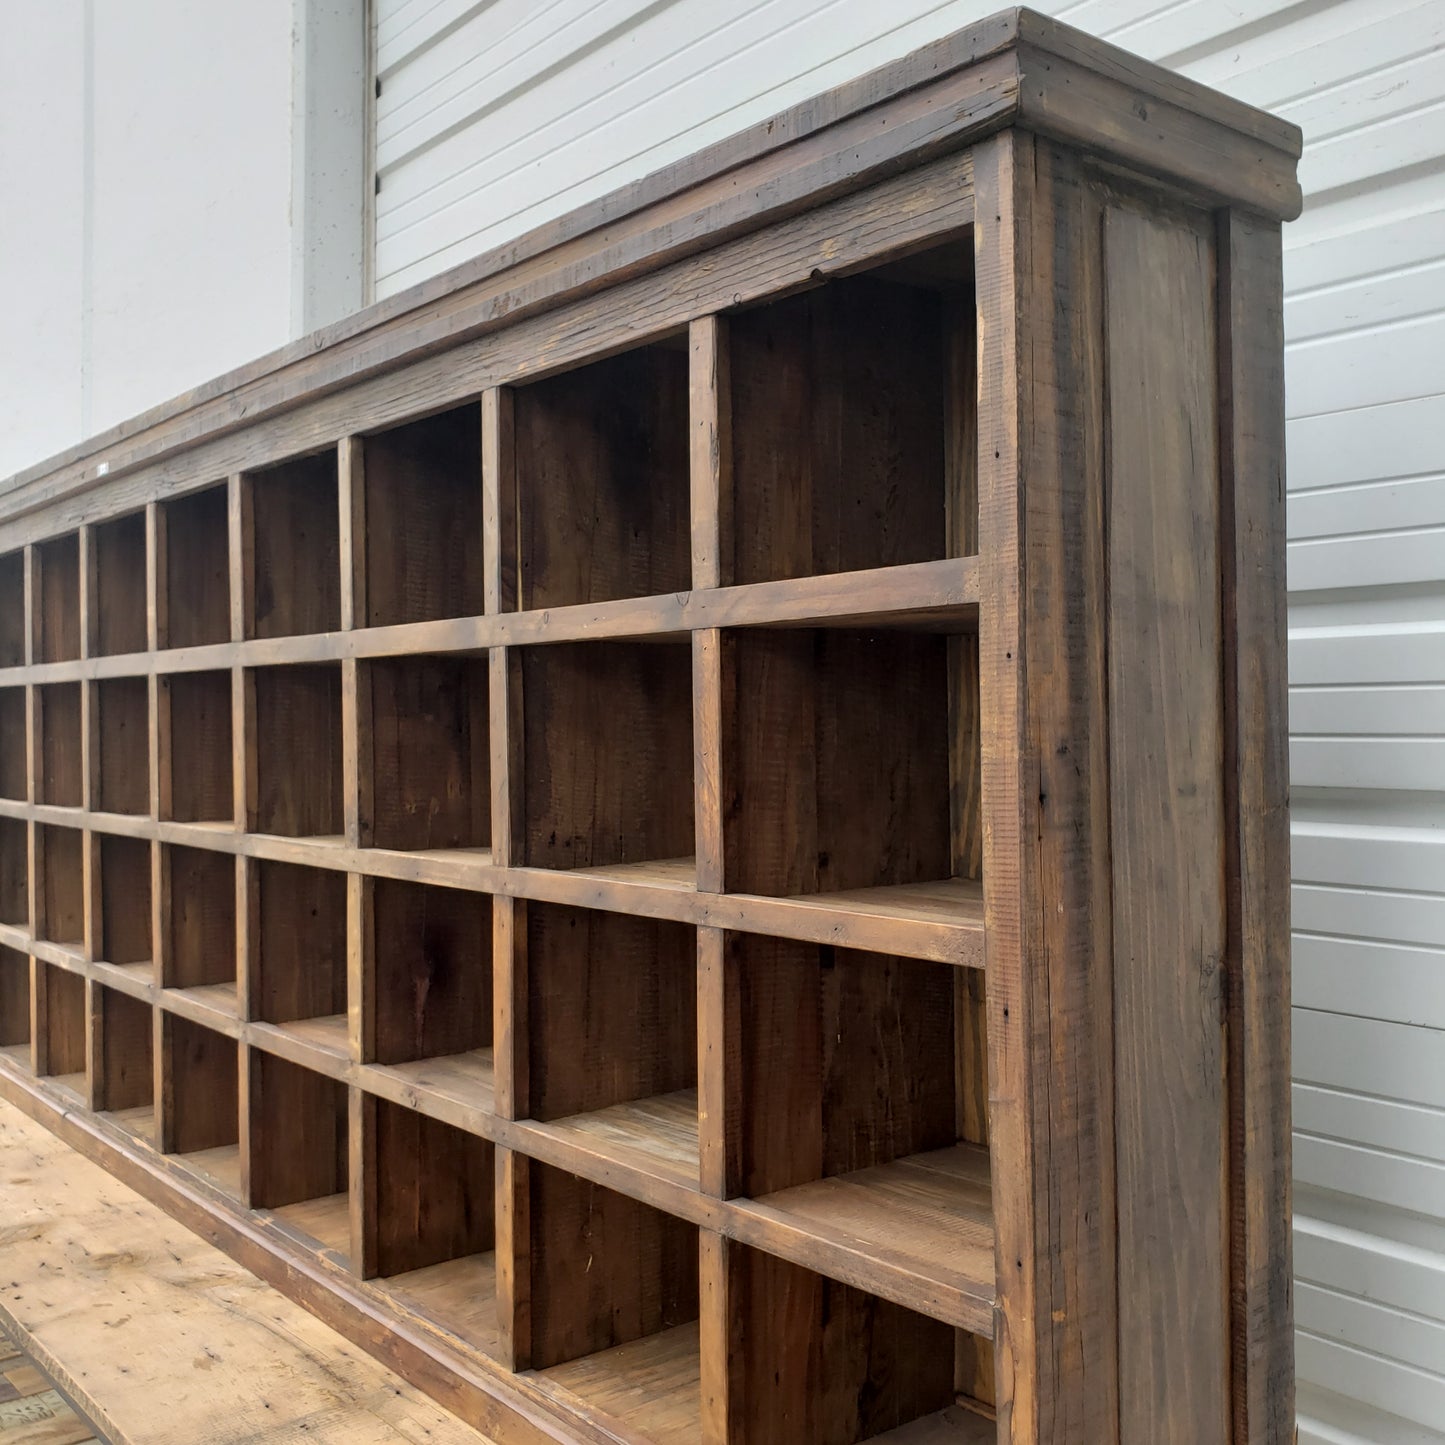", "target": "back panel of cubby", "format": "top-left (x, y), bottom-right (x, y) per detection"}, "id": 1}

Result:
top-left (39, 684), bottom-right (82, 807)
top-left (163, 488), bottom-right (231, 650)
top-left (39, 826), bottom-right (85, 944)
top-left (252, 666), bottom-right (343, 837)
top-left (93, 512), bottom-right (149, 658)
top-left (100, 836), bottom-right (153, 966)
top-left (248, 1052), bottom-right (347, 1210)
top-left (166, 1015), bottom-right (238, 1153)
top-left (0, 689), bottom-right (25, 799)
top-left (40, 964), bottom-right (86, 1075)
top-left (0, 553), bottom-right (24, 667)
top-left (0, 819), bottom-right (26, 924)
top-left (165, 671), bottom-right (233, 822)
top-left (0, 947), bottom-right (29, 1045)
top-left (254, 862), bottom-right (346, 1024)
top-left (97, 677), bottom-right (150, 815)
top-left (37, 536), bottom-right (81, 663)
top-left (165, 846), bottom-right (236, 988)
top-left (249, 454), bottom-right (341, 639)
top-left (99, 987), bottom-right (153, 1111)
